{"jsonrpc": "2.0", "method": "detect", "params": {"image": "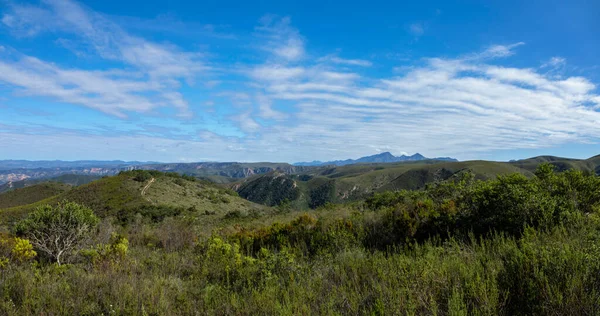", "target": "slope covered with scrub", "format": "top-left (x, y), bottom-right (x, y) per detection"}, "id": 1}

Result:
top-left (1, 164), bottom-right (600, 314)
top-left (0, 170), bottom-right (270, 225)
top-left (0, 182), bottom-right (72, 209)
top-left (232, 160), bottom-right (539, 208)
